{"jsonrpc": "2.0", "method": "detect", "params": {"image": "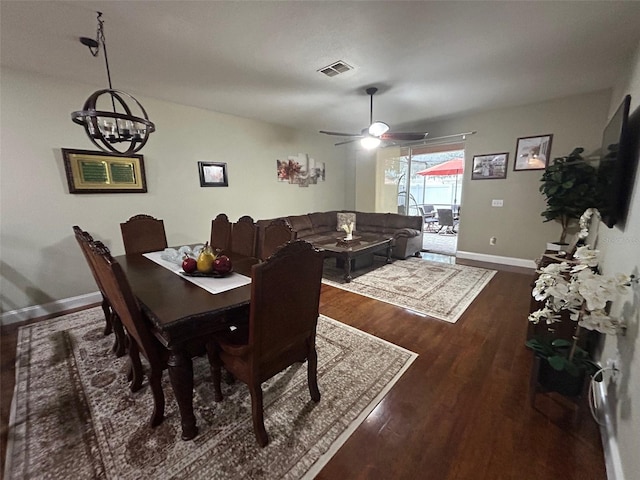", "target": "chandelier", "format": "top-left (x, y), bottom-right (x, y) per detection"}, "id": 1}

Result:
top-left (71, 12), bottom-right (155, 155)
